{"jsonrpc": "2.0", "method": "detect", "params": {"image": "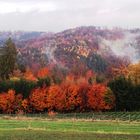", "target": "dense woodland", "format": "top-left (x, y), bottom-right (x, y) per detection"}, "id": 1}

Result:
top-left (0, 27), bottom-right (140, 114)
